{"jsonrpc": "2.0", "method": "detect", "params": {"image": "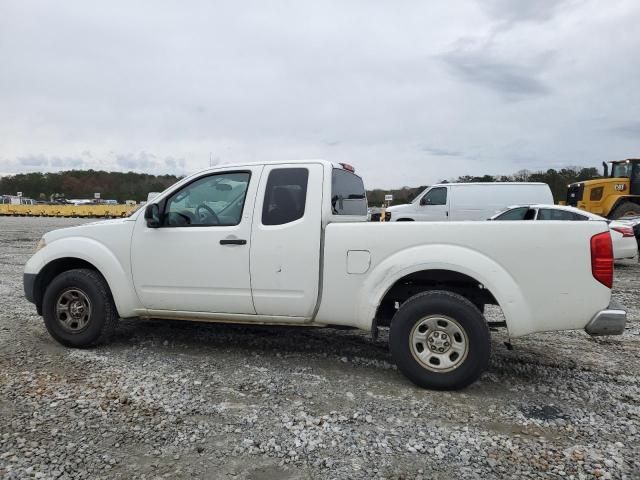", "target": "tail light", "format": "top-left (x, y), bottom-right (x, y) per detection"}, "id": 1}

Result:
top-left (591, 232), bottom-right (614, 288)
top-left (611, 225), bottom-right (635, 238)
